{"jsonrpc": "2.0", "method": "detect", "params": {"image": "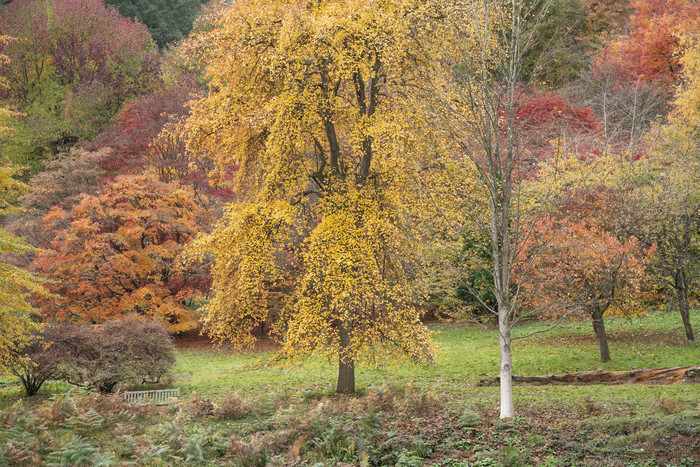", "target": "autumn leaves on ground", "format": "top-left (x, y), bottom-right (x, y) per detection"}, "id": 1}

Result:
top-left (0, 0), bottom-right (699, 465)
